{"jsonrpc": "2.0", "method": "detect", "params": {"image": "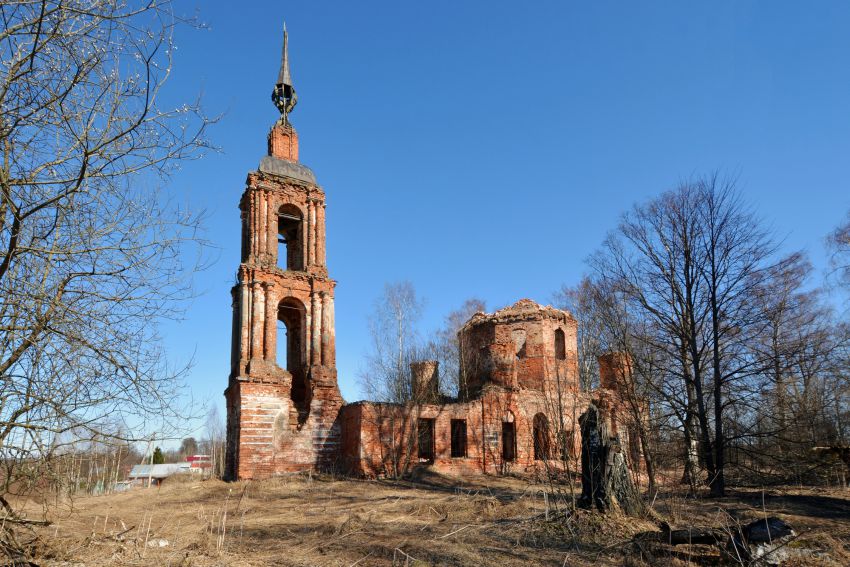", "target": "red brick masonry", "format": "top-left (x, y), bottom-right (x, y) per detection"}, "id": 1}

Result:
top-left (225, 122), bottom-right (639, 480)
top-left (339, 300), bottom-right (638, 477)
